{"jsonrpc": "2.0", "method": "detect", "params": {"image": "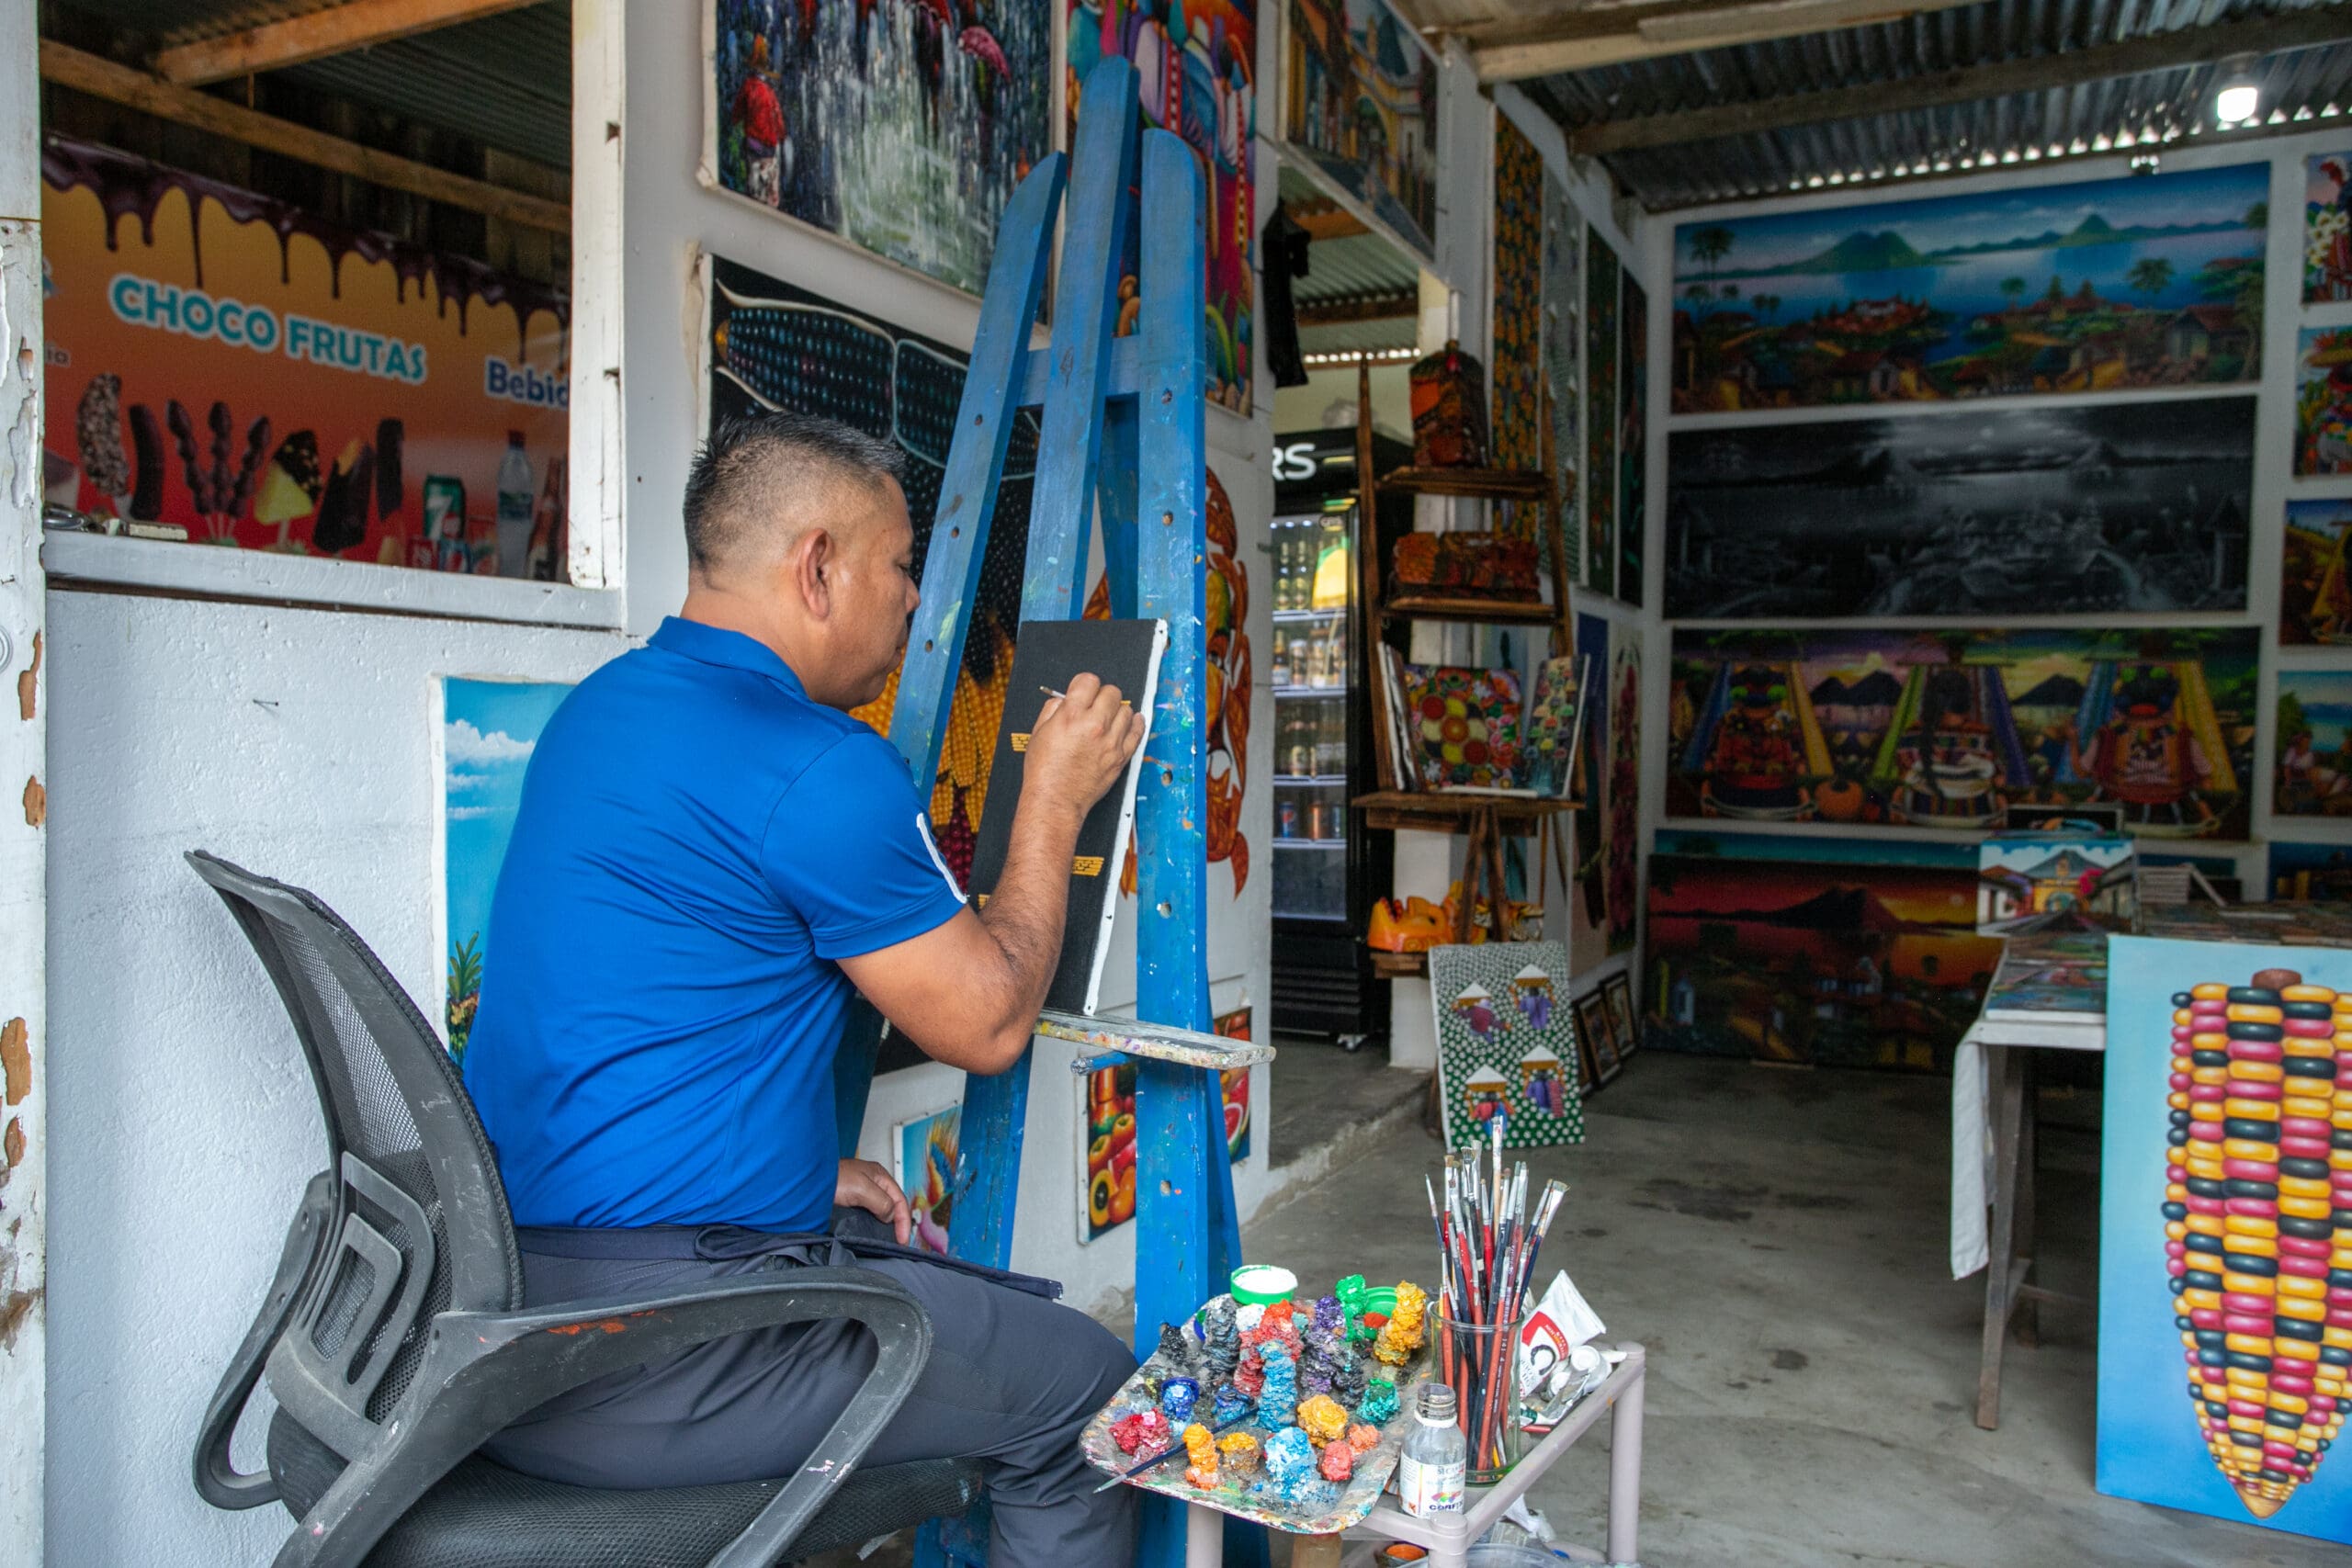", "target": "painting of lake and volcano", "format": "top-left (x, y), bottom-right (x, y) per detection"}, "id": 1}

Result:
top-left (1664, 398), bottom-right (2254, 620)
top-left (1672, 164), bottom-right (2267, 412)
